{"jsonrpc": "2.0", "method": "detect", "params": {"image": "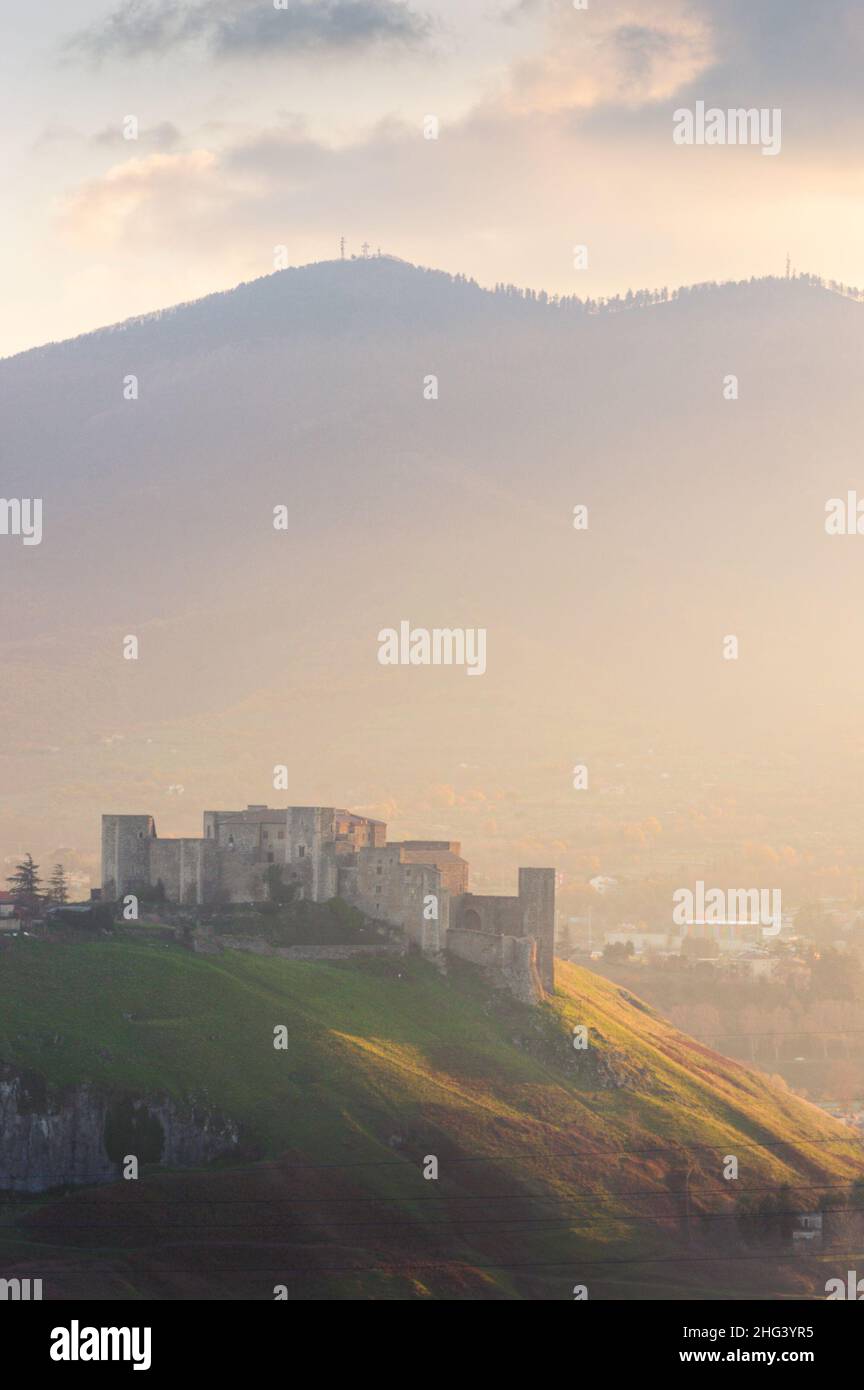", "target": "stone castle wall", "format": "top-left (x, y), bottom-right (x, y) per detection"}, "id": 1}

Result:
top-left (150, 838), bottom-right (219, 906)
top-left (445, 928), bottom-right (543, 1004)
